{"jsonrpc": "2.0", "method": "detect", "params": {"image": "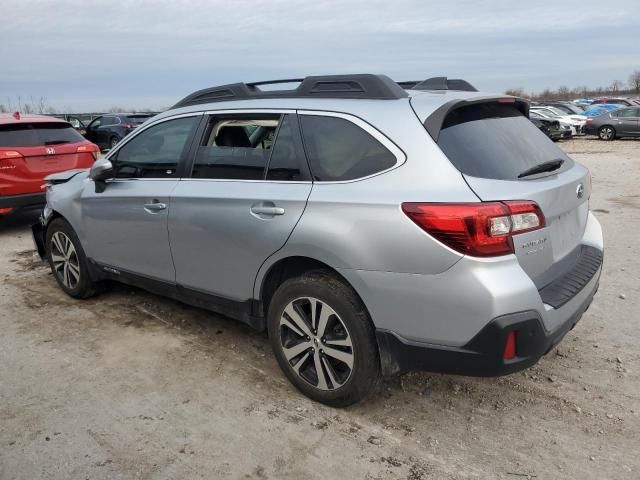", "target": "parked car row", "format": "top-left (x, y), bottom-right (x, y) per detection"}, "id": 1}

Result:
top-left (529, 101), bottom-right (587, 140)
